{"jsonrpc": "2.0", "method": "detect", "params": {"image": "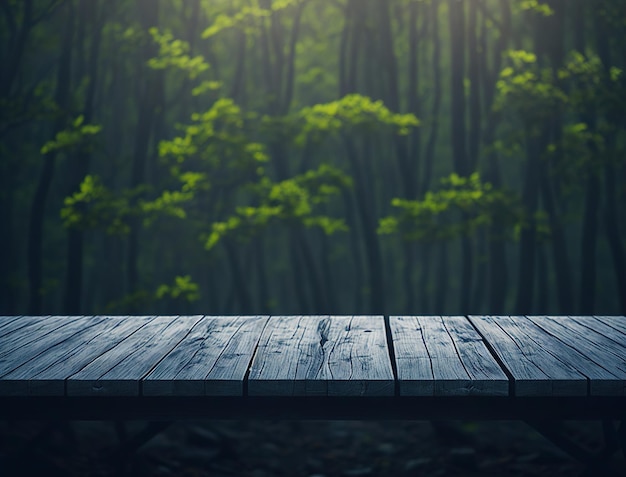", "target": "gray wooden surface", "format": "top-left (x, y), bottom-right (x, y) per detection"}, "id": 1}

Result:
top-left (526, 316), bottom-right (626, 395)
top-left (143, 316), bottom-right (268, 396)
top-left (390, 316), bottom-right (508, 396)
top-left (68, 316), bottom-right (204, 396)
top-left (1, 315), bottom-right (625, 398)
top-left (468, 315), bottom-right (588, 396)
top-left (248, 316), bottom-right (394, 396)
